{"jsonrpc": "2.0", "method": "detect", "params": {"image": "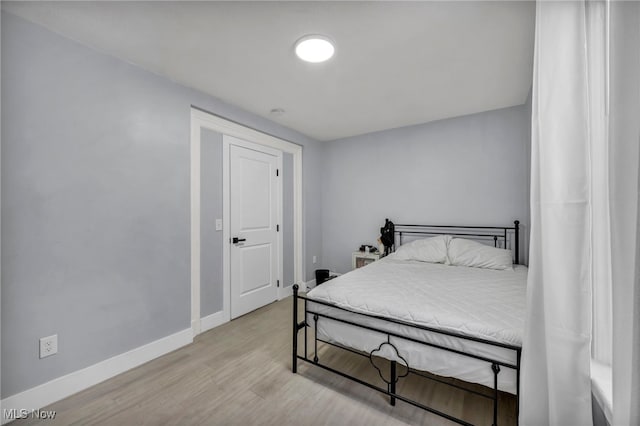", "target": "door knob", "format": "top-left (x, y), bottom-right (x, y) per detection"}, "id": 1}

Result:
top-left (232, 237), bottom-right (246, 244)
